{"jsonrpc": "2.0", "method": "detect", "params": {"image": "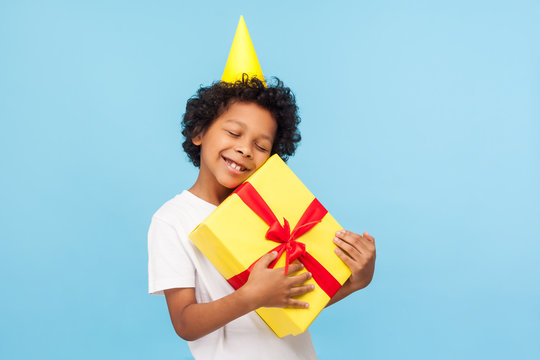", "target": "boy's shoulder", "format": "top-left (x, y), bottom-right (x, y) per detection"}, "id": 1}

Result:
top-left (152, 190), bottom-right (188, 222)
top-left (152, 192), bottom-right (190, 226)
top-left (151, 190), bottom-right (216, 231)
